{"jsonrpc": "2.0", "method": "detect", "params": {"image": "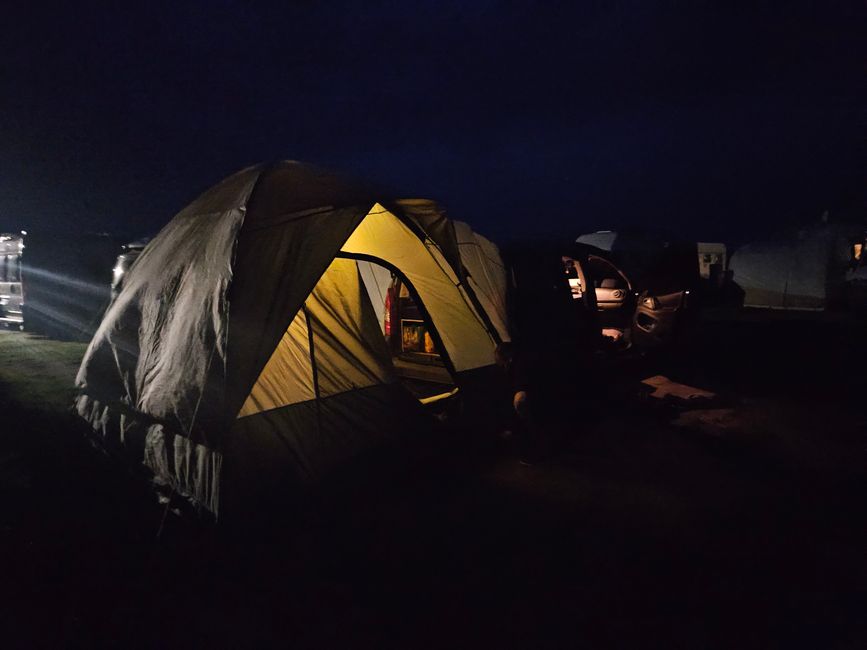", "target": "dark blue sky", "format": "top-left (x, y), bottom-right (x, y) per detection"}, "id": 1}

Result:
top-left (2, 1), bottom-right (865, 244)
